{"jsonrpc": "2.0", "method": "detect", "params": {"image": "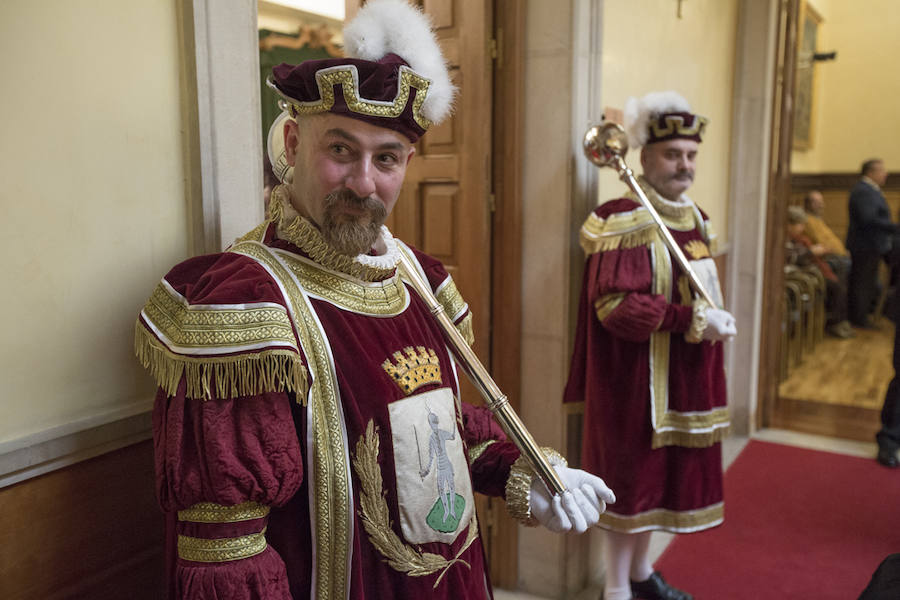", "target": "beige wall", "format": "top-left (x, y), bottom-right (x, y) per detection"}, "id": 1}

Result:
top-left (0, 1), bottom-right (186, 443)
top-left (598, 0), bottom-right (739, 244)
top-left (792, 0), bottom-right (900, 172)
